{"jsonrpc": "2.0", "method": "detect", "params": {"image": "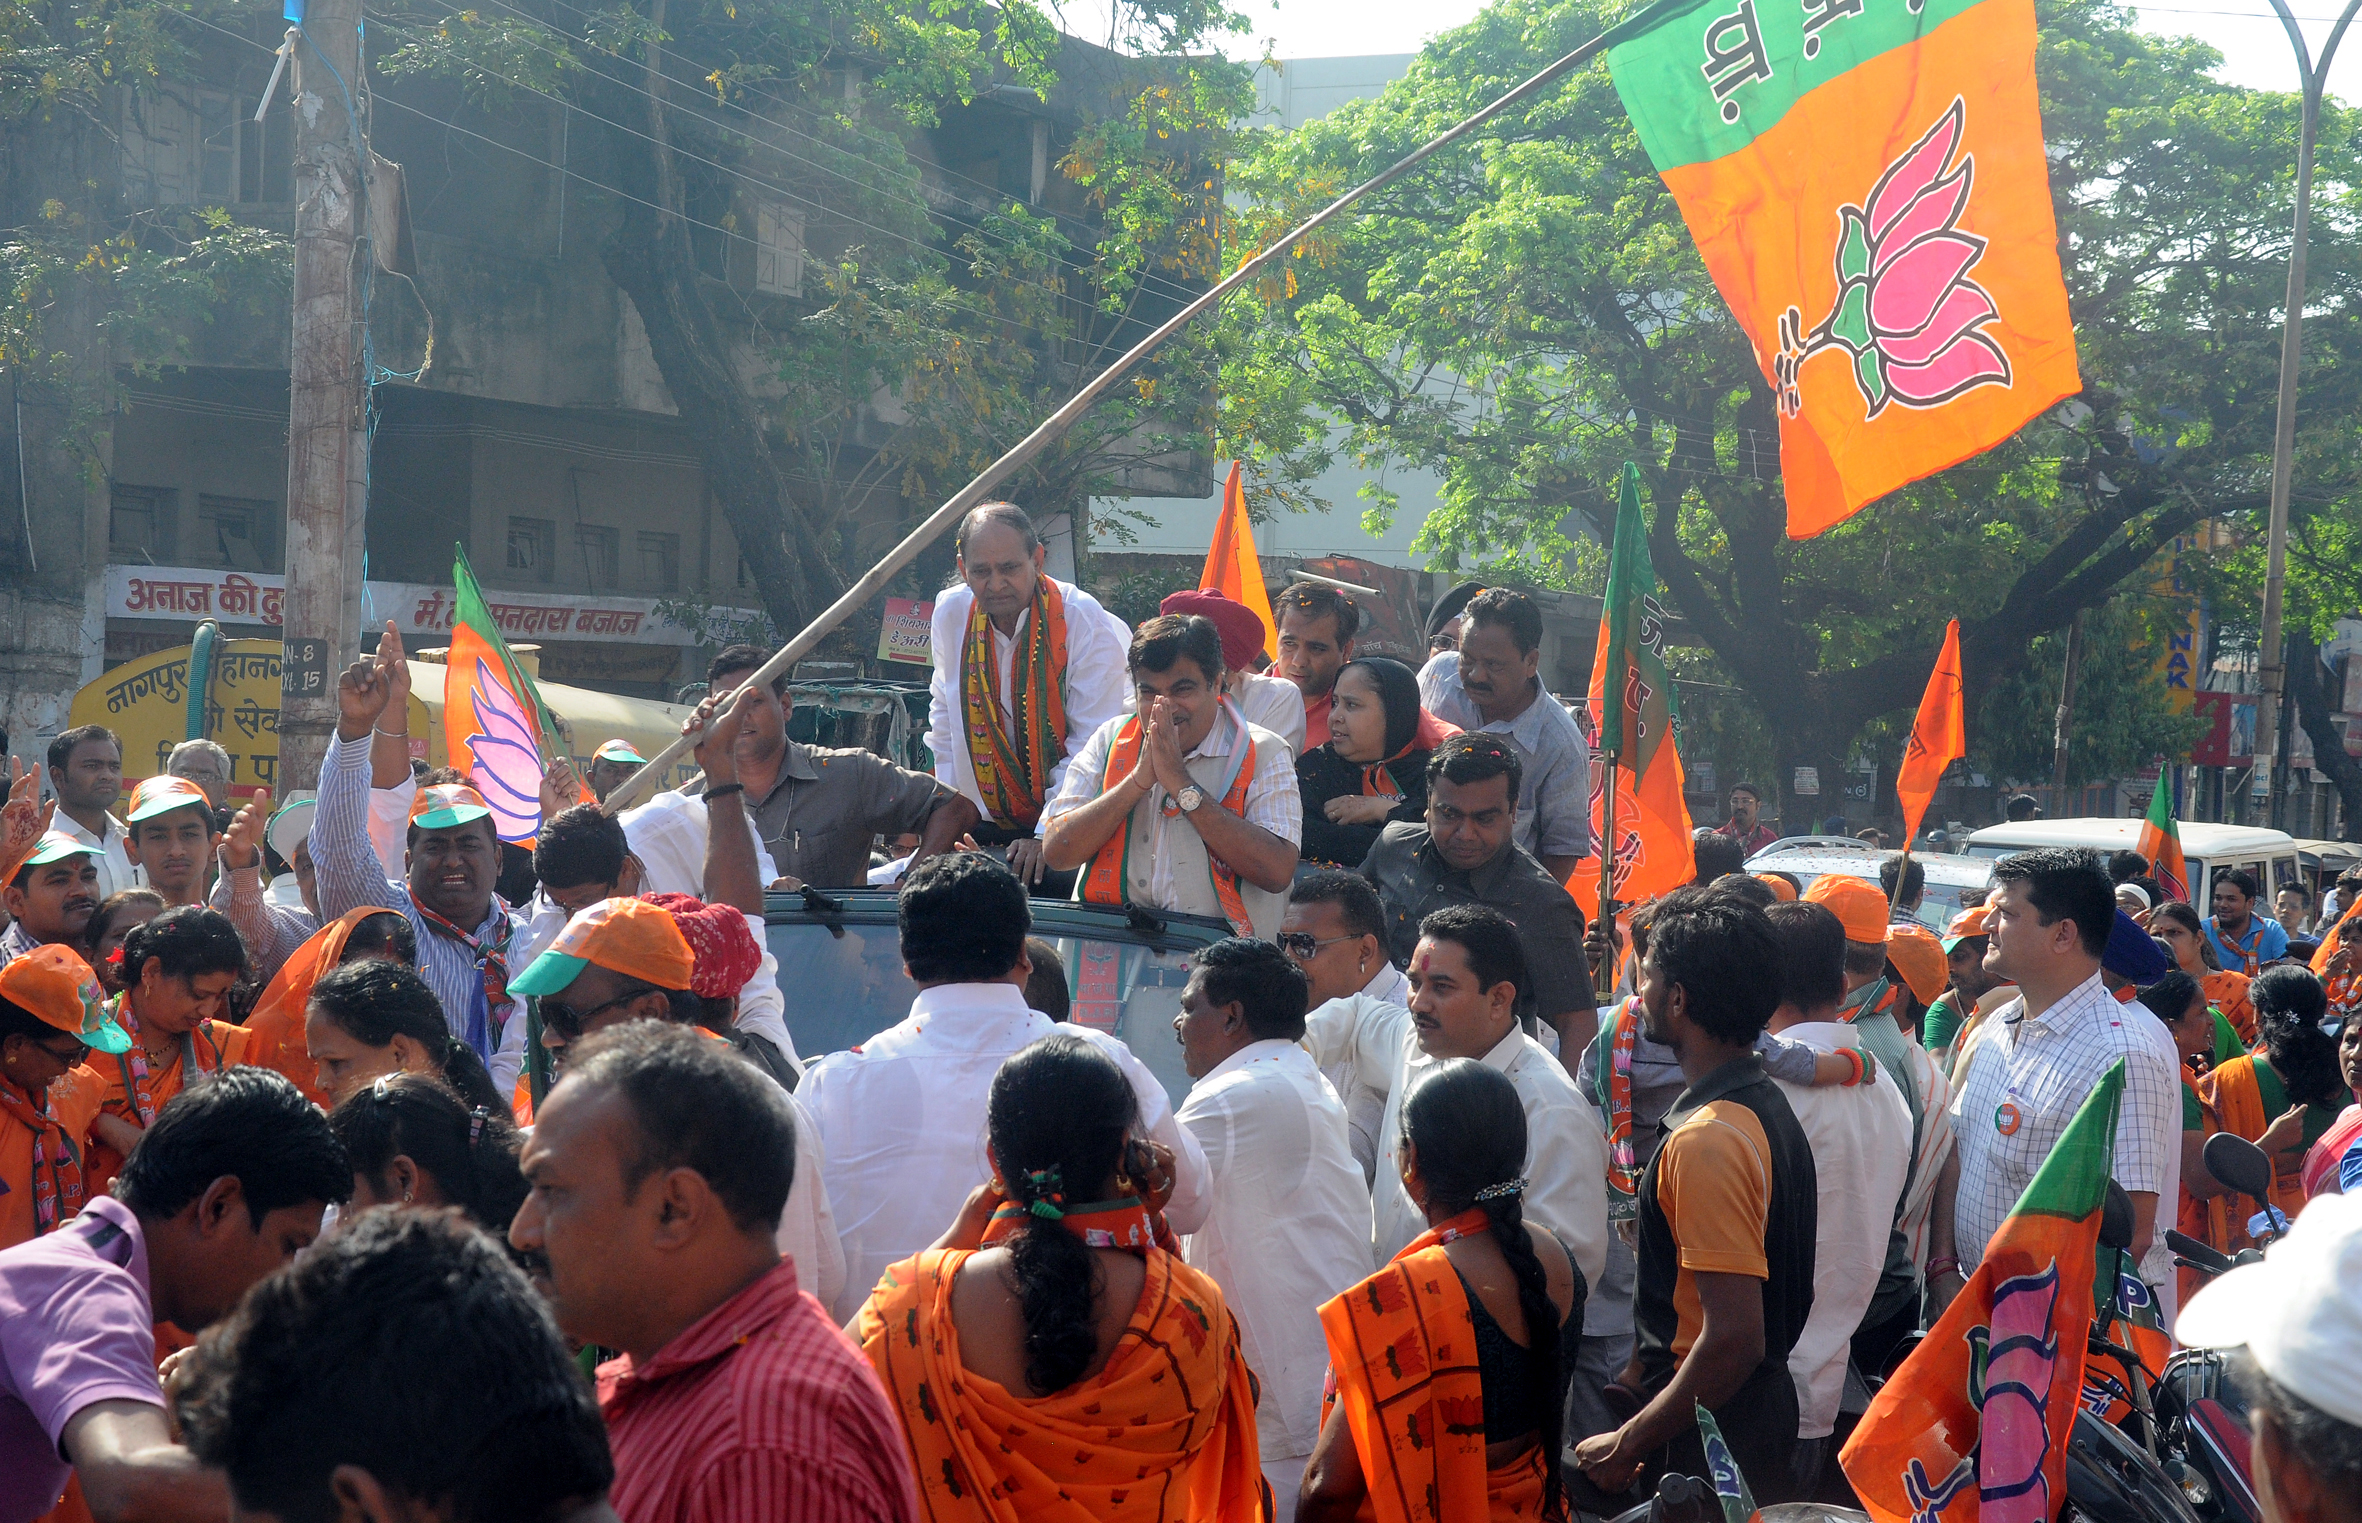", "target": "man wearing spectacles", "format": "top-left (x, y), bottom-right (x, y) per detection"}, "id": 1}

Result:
top-left (1280, 871), bottom-right (1407, 1181)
